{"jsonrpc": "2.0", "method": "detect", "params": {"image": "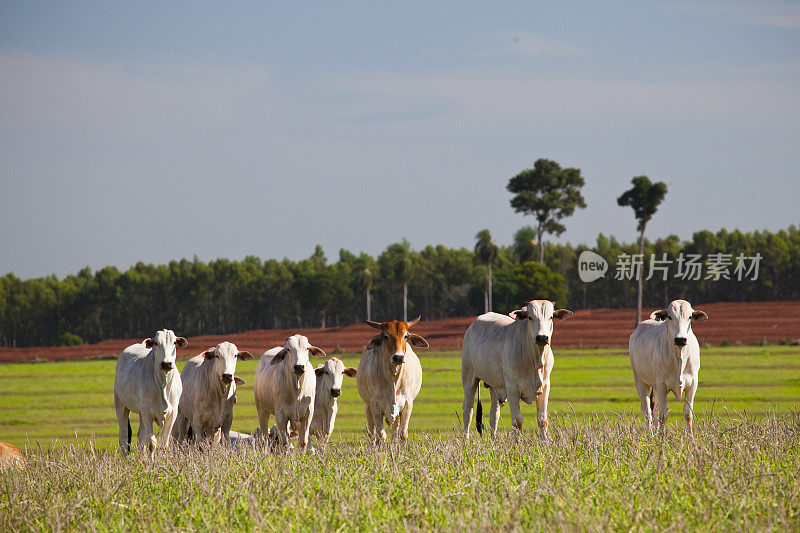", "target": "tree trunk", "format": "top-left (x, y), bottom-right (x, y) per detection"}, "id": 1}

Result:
top-left (403, 283), bottom-right (408, 322)
top-left (487, 262), bottom-right (493, 312)
top-left (537, 224), bottom-right (545, 263)
top-left (636, 225), bottom-right (646, 327)
top-left (366, 287), bottom-right (371, 321)
top-left (484, 292), bottom-right (489, 314)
